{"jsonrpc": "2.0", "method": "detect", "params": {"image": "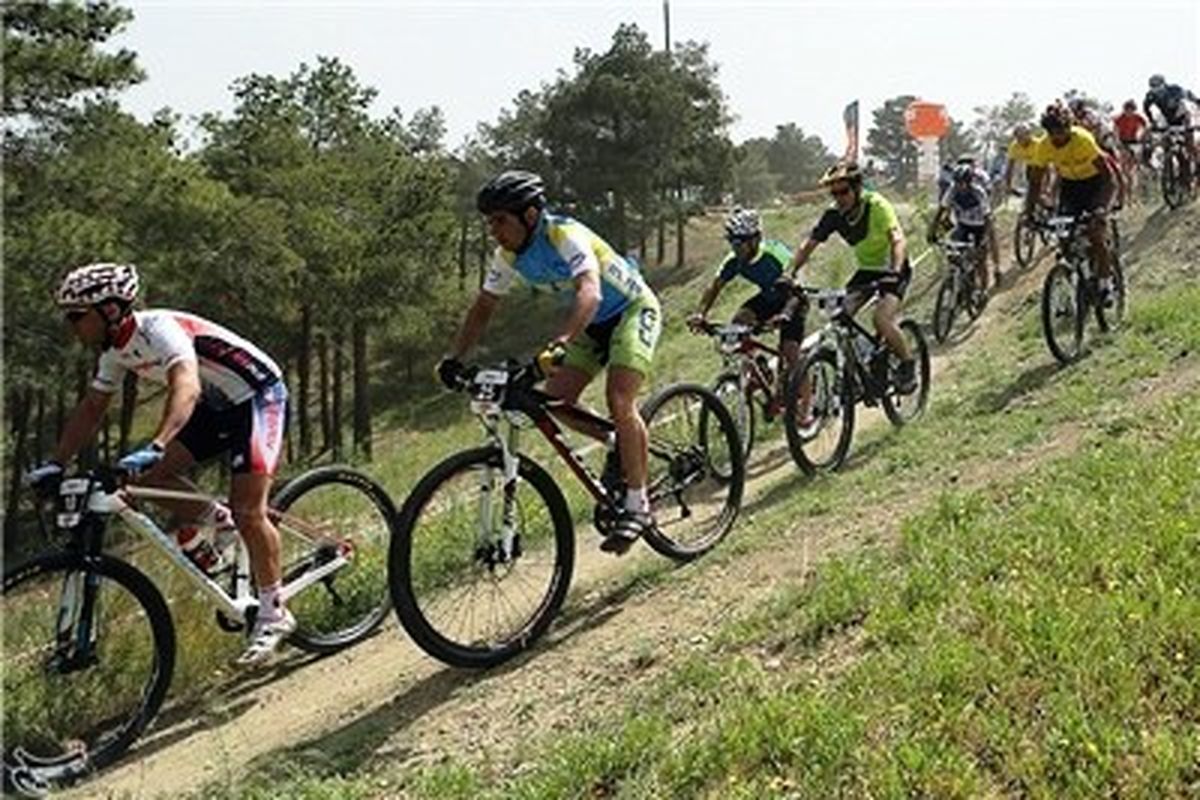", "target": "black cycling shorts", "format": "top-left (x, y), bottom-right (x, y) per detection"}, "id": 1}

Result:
top-left (845, 262), bottom-right (912, 301)
top-left (951, 224), bottom-right (987, 248)
top-left (176, 382), bottom-right (288, 475)
top-left (1058, 174), bottom-right (1108, 217)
